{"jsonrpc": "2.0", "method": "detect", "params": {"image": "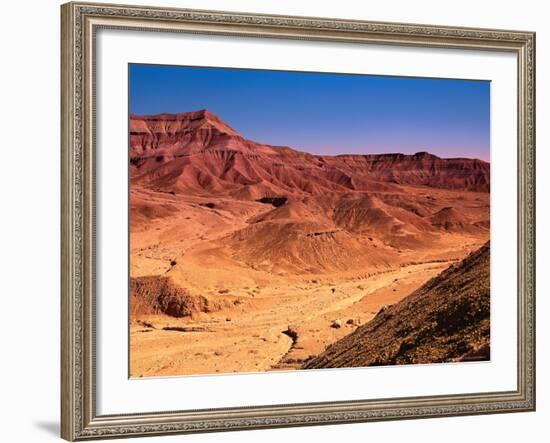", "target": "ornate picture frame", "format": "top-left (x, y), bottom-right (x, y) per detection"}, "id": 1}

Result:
top-left (61, 2), bottom-right (535, 440)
